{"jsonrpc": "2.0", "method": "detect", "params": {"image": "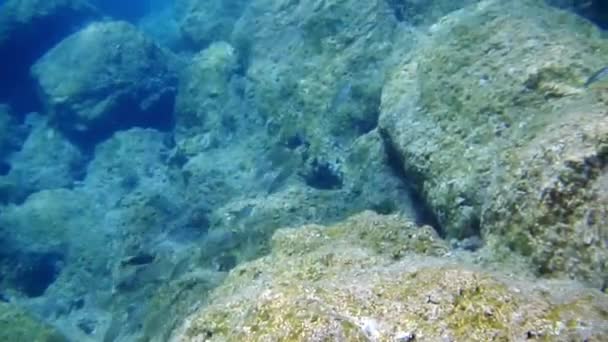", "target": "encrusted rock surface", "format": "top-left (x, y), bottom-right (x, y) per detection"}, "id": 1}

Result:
top-left (174, 41), bottom-right (242, 144)
top-left (231, 0), bottom-right (409, 154)
top-left (171, 211), bottom-right (608, 342)
top-left (31, 21), bottom-right (178, 142)
top-left (1, 0), bottom-right (608, 340)
top-left (379, 0), bottom-right (608, 285)
top-left (0, 302), bottom-right (67, 342)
